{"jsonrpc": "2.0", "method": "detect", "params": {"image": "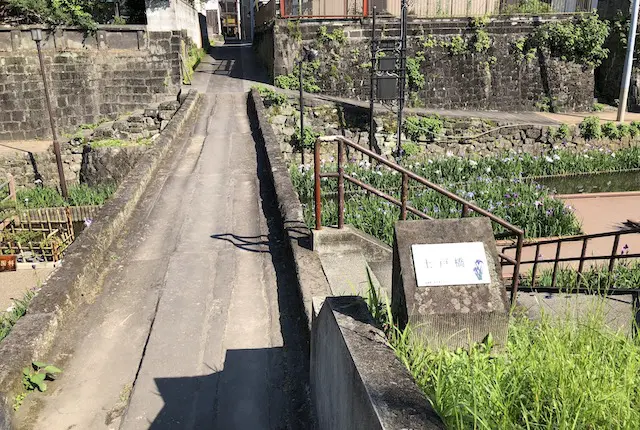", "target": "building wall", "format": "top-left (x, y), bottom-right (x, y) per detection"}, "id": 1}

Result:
top-left (0, 25), bottom-right (183, 141)
top-left (145, 0), bottom-right (203, 47)
top-left (262, 17), bottom-right (595, 112)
